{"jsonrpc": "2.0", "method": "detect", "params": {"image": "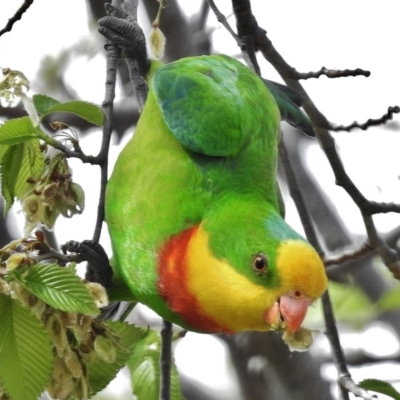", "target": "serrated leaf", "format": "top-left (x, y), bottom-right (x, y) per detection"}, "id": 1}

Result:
top-left (359, 379), bottom-right (400, 400)
top-left (12, 264), bottom-right (99, 315)
top-left (128, 330), bottom-right (160, 400)
top-left (87, 321), bottom-right (147, 395)
top-left (40, 101), bottom-right (104, 126)
top-left (14, 139), bottom-right (44, 198)
top-left (0, 144), bottom-right (23, 212)
top-left (0, 117), bottom-right (37, 146)
top-left (0, 139), bottom-right (44, 213)
top-left (33, 94), bottom-right (60, 115)
top-left (127, 330), bottom-right (184, 400)
top-left (0, 293), bottom-right (53, 400)
top-left (377, 287), bottom-right (400, 313)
